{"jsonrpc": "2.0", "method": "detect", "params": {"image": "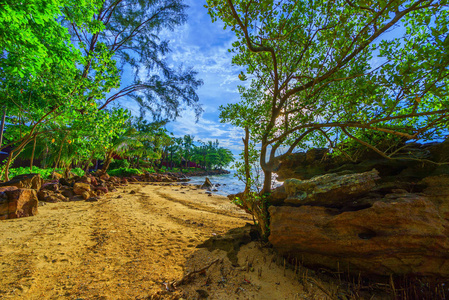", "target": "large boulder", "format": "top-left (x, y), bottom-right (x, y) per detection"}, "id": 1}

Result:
top-left (0, 174), bottom-right (43, 190)
top-left (268, 174), bottom-right (449, 278)
top-left (1, 189), bottom-right (39, 219)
